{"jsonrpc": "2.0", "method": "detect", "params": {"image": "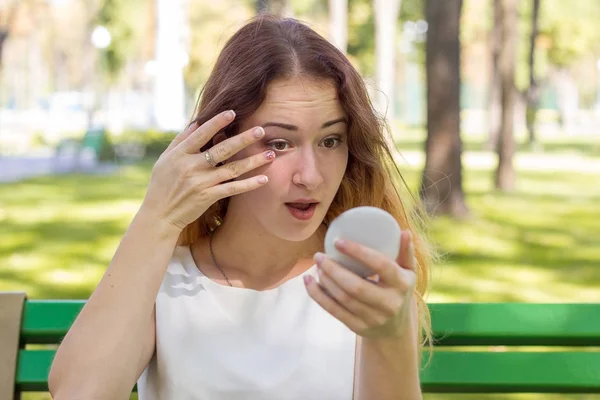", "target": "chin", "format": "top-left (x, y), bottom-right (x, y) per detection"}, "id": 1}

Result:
top-left (271, 221), bottom-right (322, 242)
top-left (269, 209), bottom-right (327, 243)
